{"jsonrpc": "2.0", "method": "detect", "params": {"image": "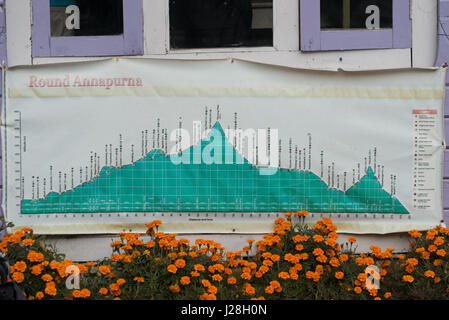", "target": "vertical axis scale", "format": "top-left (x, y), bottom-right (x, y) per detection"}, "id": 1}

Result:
top-left (13, 110), bottom-right (23, 211)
